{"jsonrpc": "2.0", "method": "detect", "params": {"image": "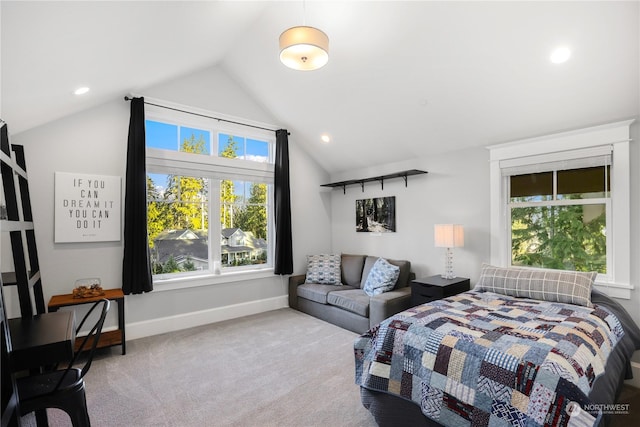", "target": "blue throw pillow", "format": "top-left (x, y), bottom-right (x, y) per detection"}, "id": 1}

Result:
top-left (363, 258), bottom-right (400, 296)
